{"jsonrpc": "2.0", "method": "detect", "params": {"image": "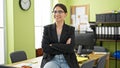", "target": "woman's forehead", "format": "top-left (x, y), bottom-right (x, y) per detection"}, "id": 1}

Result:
top-left (54, 6), bottom-right (63, 10)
